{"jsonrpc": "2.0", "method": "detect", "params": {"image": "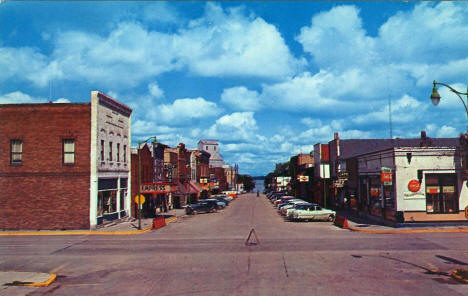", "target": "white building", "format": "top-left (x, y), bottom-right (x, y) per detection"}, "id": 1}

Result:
top-left (357, 146), bottom-right (468, 223)
top-left (90, 91), bottom-right (132, 228)
top-left (198, 139), bottom-right (224, 168)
